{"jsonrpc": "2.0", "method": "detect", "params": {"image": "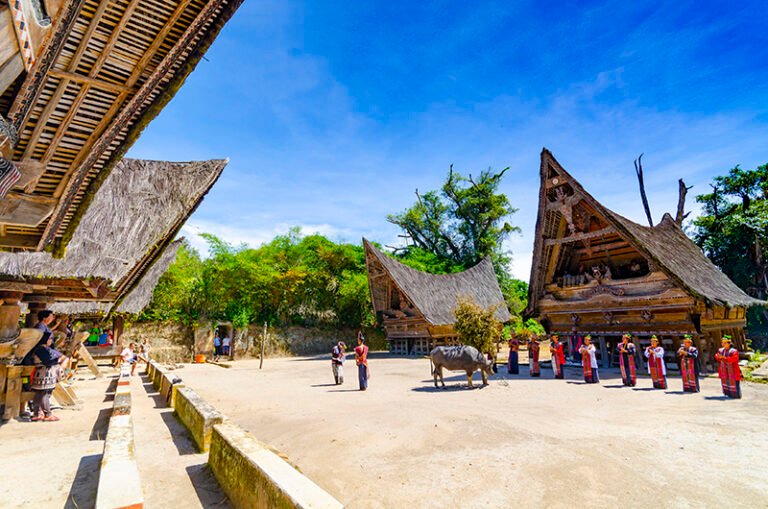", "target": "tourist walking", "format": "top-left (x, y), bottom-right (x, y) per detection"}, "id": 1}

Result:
top-left (354, 332), bottom-right (369, 391)
top-left (644, 335), bottom-right (667, 389)
top-left (677, 334), bottom-right (700, 393)
top-left (331, 341), bottom-right (346, 385)
top-left (617, 333), bottom-right (637, 387)
top-left (507, 334), bottom-right (519, 375)
top-left (29, 333), bottom-right (68, 421)
top-left (579, 335), bottom-right (599, 383)
top-left (213, 332), bottom-right (221, 361)
top-left (714, 335), bottom-right (741, 399)
top-left (121, 343), bottom-right (138, 376)
top-left (549, 333), bottom-right (565, 379)
top-left (528, 335), bottom-right (540, 377)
